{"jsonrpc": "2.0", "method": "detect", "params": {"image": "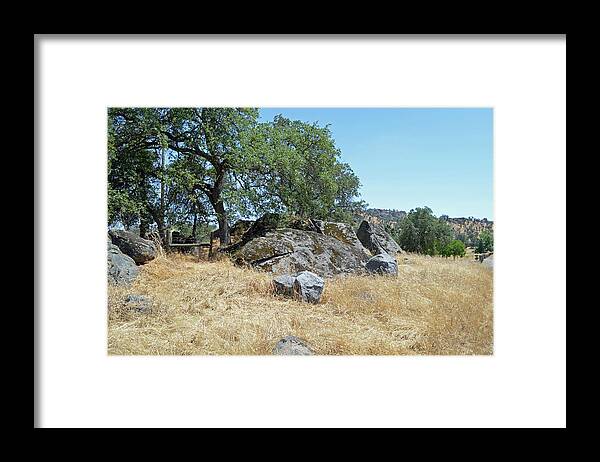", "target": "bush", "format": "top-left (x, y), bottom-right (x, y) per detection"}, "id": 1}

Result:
top-left (442, 240), bottom-right (466, 259)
